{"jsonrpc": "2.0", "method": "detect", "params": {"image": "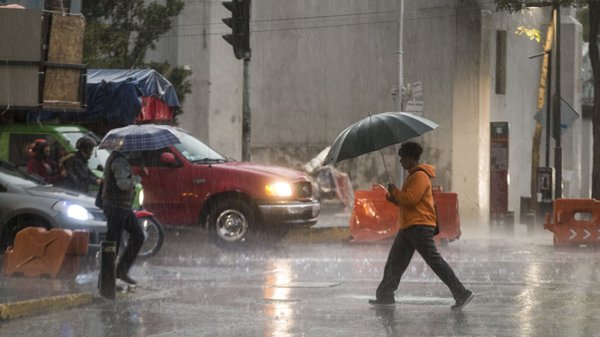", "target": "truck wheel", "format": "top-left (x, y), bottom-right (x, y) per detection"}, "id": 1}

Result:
top-left (208, 199), bottom-right (254, 247)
